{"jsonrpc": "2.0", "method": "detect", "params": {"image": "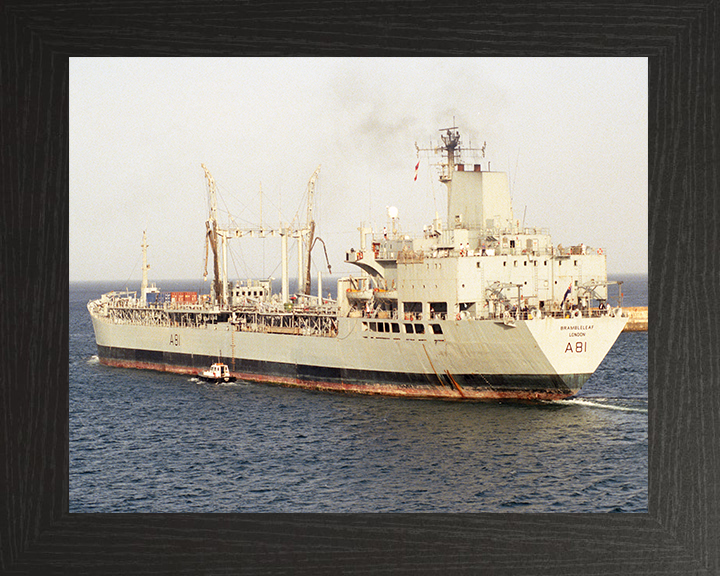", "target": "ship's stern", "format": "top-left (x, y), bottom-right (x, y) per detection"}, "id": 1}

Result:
top-left (523, 311), bottom-right (628, 395)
